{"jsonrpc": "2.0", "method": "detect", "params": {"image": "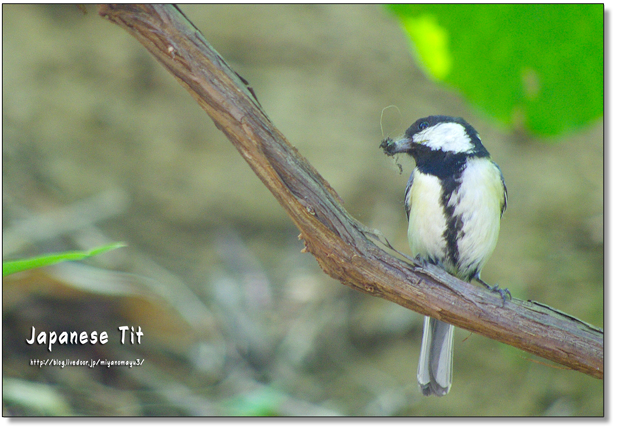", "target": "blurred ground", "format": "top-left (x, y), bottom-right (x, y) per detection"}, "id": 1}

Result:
top-left (2, 4), bottom-right (603, 416)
